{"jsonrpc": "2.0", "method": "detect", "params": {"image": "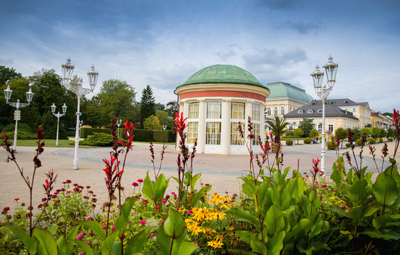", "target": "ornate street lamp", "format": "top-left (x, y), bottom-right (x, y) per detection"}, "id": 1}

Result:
top-left (310, 56), bottom-right (338, 174)
top-left (3, 85), bottom-right (34, 150)
top-left (116, 119), bottom-right (122, 138)
top-left (61, 58), bottom-right (98, 170)
top-left (51, 103), bottom-right (67, 146)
